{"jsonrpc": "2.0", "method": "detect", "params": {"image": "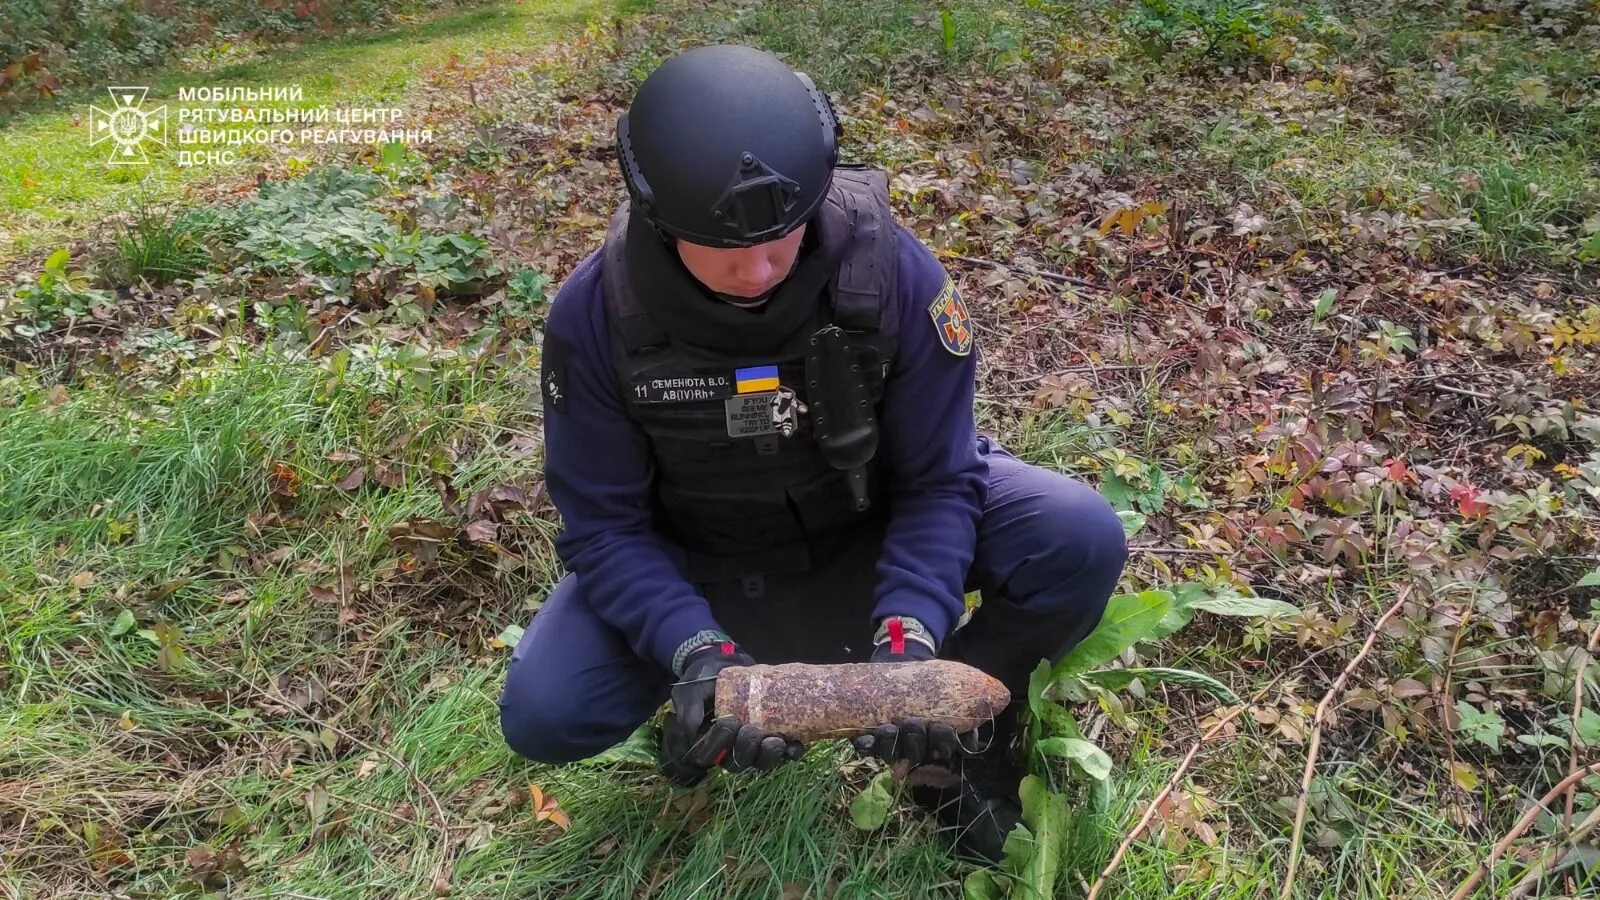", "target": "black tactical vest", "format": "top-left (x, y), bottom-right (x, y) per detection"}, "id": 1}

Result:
top-left (599, 166), bottom-right (901, 584)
